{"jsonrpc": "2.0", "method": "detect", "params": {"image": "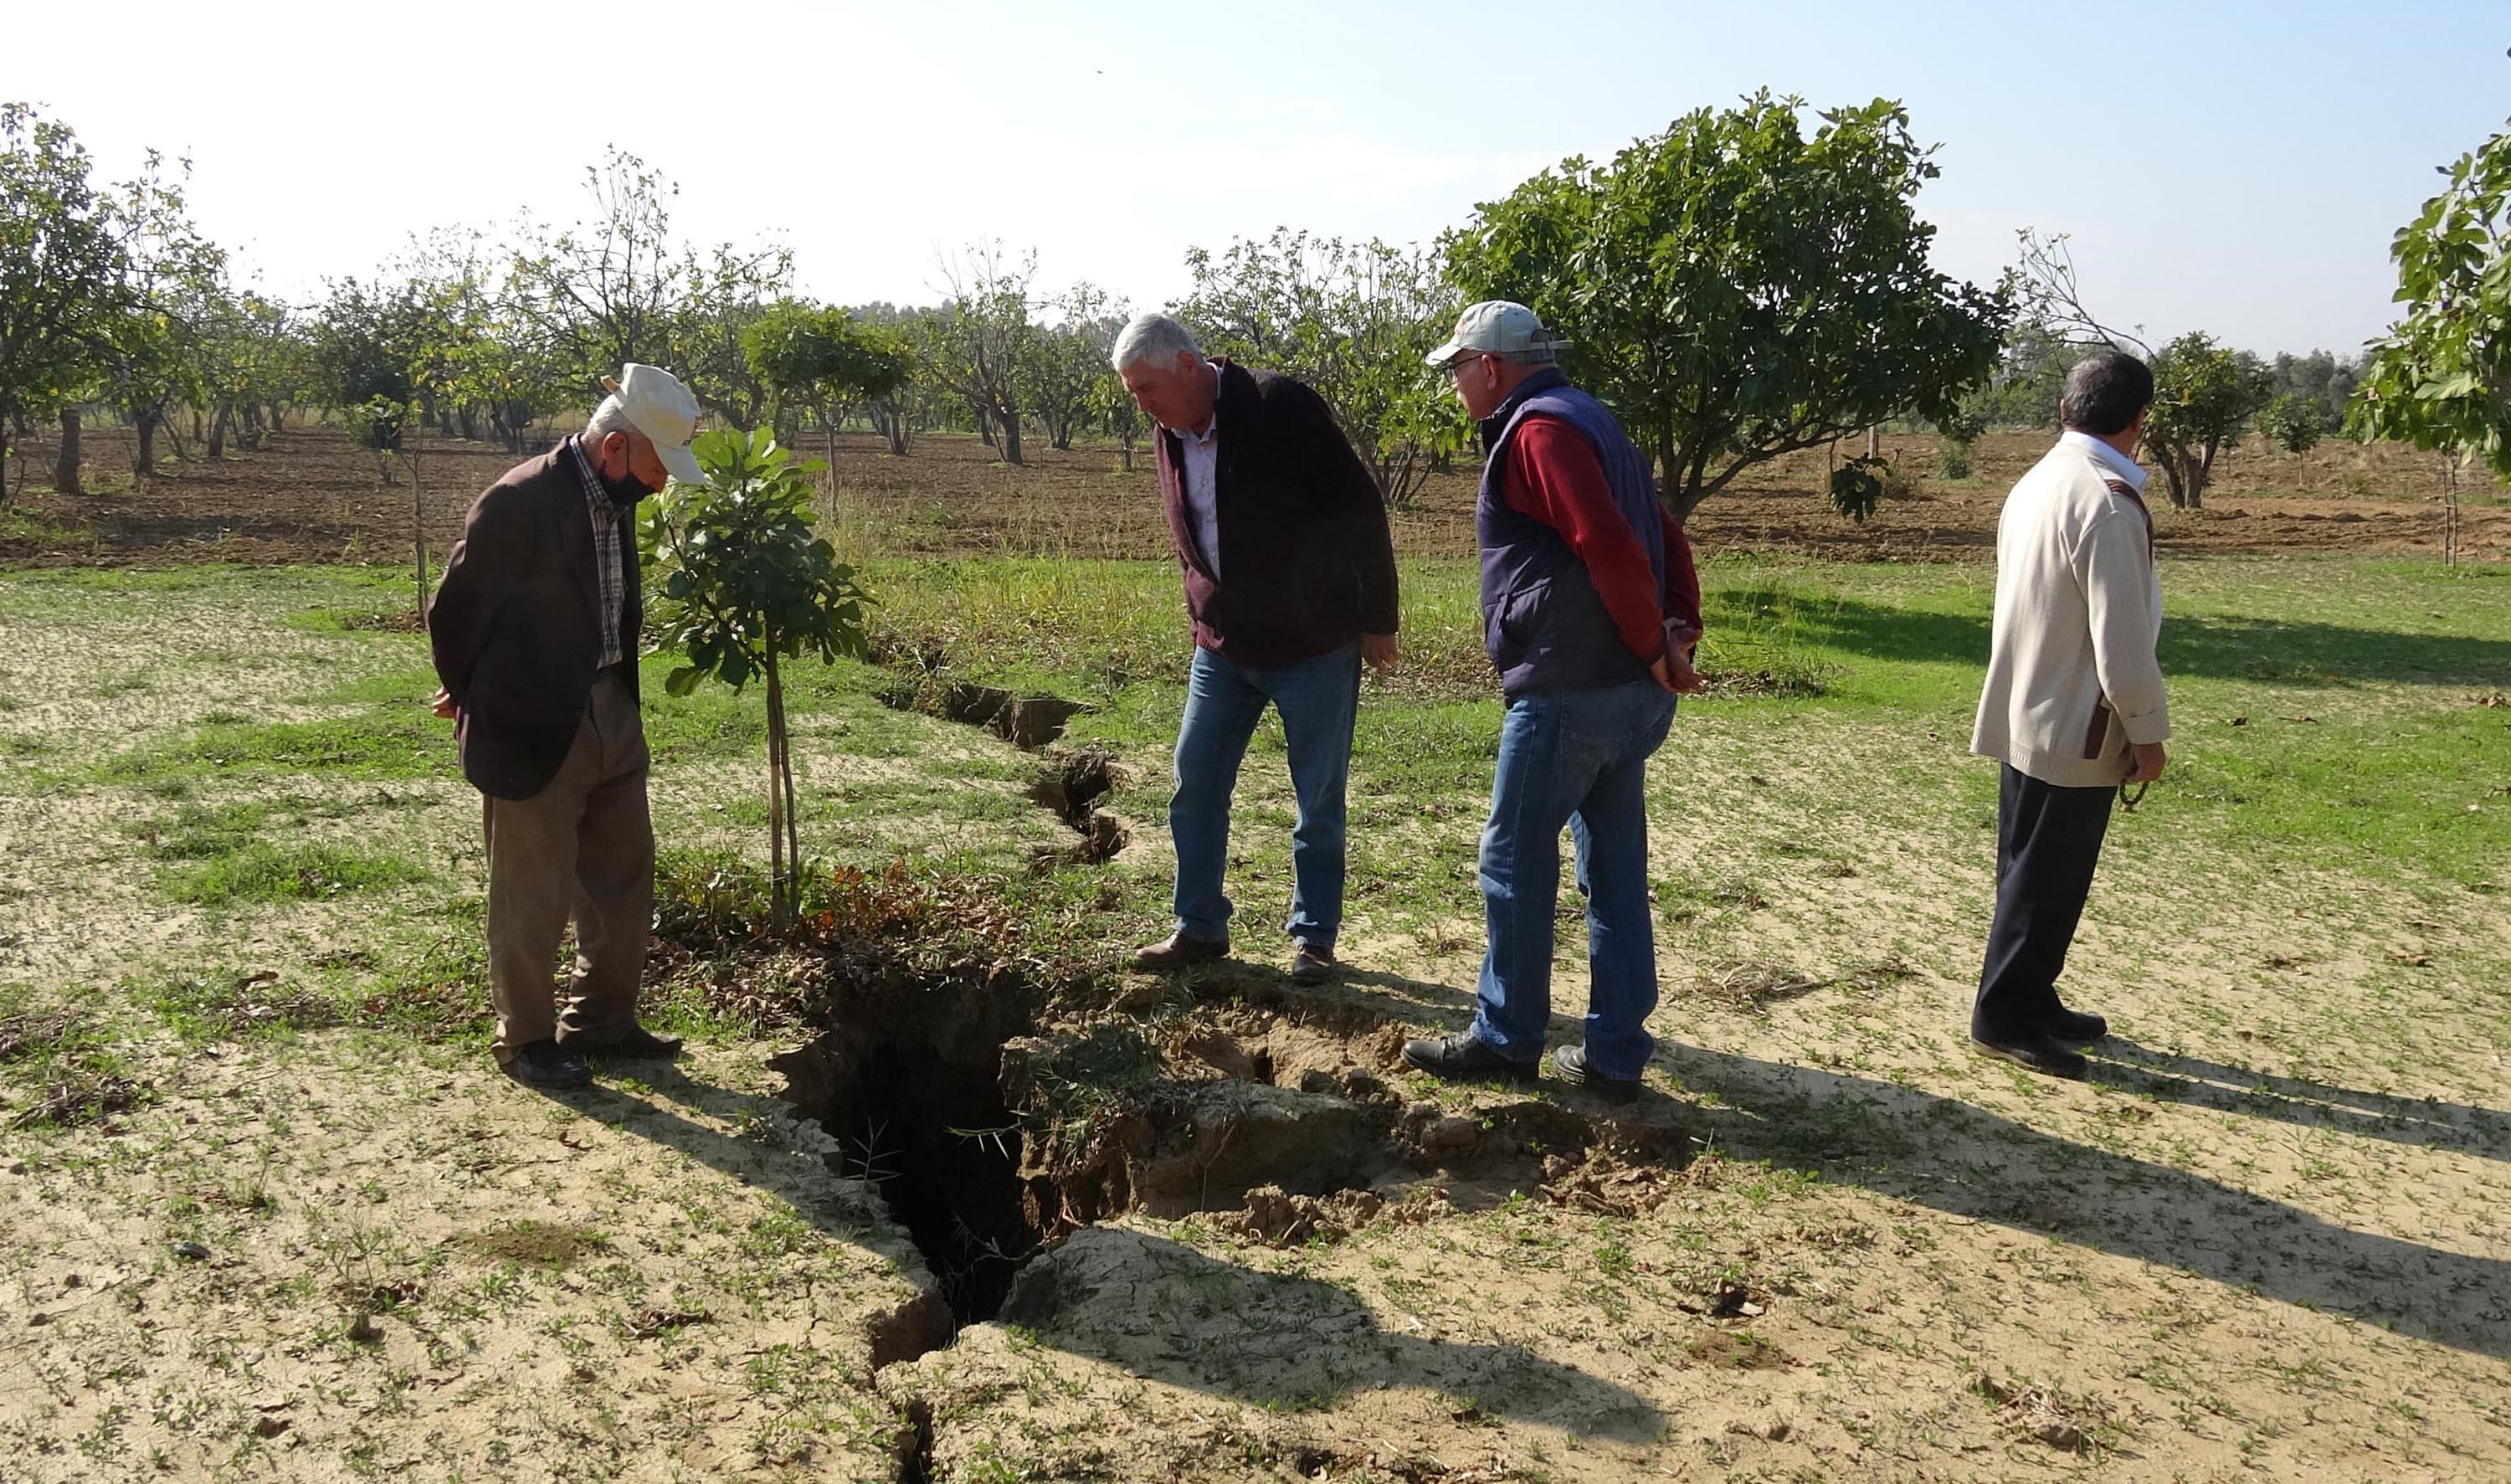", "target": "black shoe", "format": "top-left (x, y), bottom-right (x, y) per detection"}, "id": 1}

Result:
top-left (2048, 1006), bottom-right (2108, 1045)
top-left (508, 1040), bottom-right (592, 1088)
top-left (1127, 932), bottom-right (1228, 973)
top-left (1970, 1032), bottom-right (2087, 1081)
top-left (567, 1024), bottom-right (684, 1060)
top-left (1289, 942), bottom-right (1337, 986)
top-left (1547, 1045), bottom-right (1647, 1105)
top-left (1401, 1034), bottom-right (1538, 1085)
top-left (1551, 1045), bottom-right (1641, 1104)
